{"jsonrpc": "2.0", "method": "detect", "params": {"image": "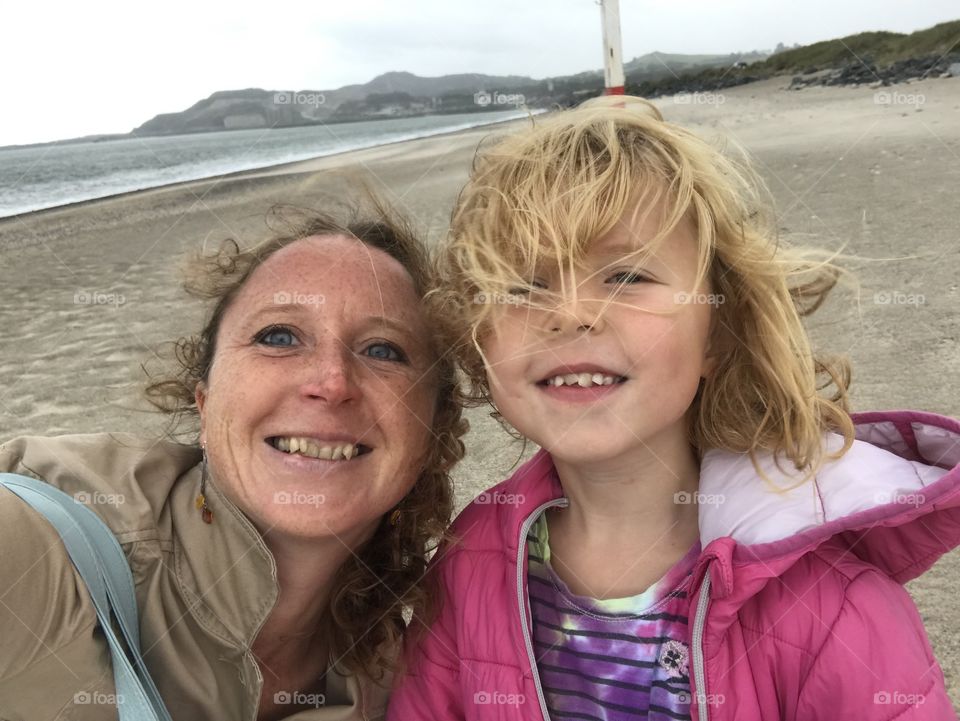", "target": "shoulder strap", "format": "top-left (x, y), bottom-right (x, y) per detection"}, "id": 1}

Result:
top-left (0, 473), bottom-right (173, 721)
